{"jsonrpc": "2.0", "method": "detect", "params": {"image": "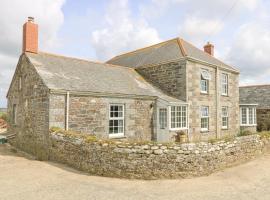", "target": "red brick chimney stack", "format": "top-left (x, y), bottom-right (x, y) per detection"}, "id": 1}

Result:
top-left (204, 42), bottom-right (214, 56)
top-left (22, 17), bottom-right (38, 53)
